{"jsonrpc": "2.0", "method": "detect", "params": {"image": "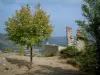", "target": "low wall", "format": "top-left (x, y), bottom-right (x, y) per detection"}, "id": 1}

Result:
top-left (44, 44), bottom-right (66, 56)
top-left (44, 44), bottom-right (58, 56)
